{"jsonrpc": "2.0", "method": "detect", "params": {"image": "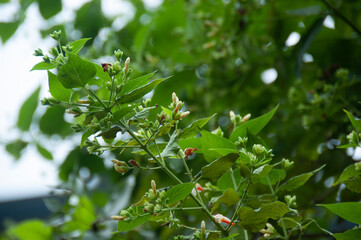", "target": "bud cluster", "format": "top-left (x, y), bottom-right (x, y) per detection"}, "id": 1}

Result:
top-left (170, 92), bottom-right (190, 120)
top-left (229, 110), bottom-right (251, 127)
